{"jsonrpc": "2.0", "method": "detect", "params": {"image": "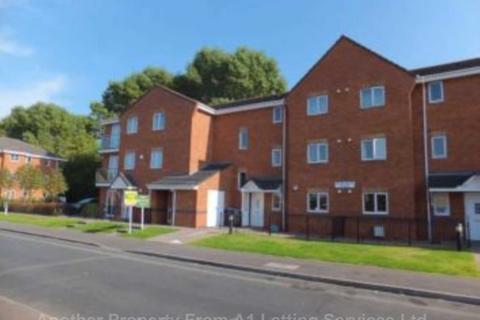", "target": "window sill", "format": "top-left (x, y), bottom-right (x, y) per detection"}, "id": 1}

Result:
top-left (307, 210), bottom-right (329, 214)
top-left (362, 212), bottom-right (388, 216)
